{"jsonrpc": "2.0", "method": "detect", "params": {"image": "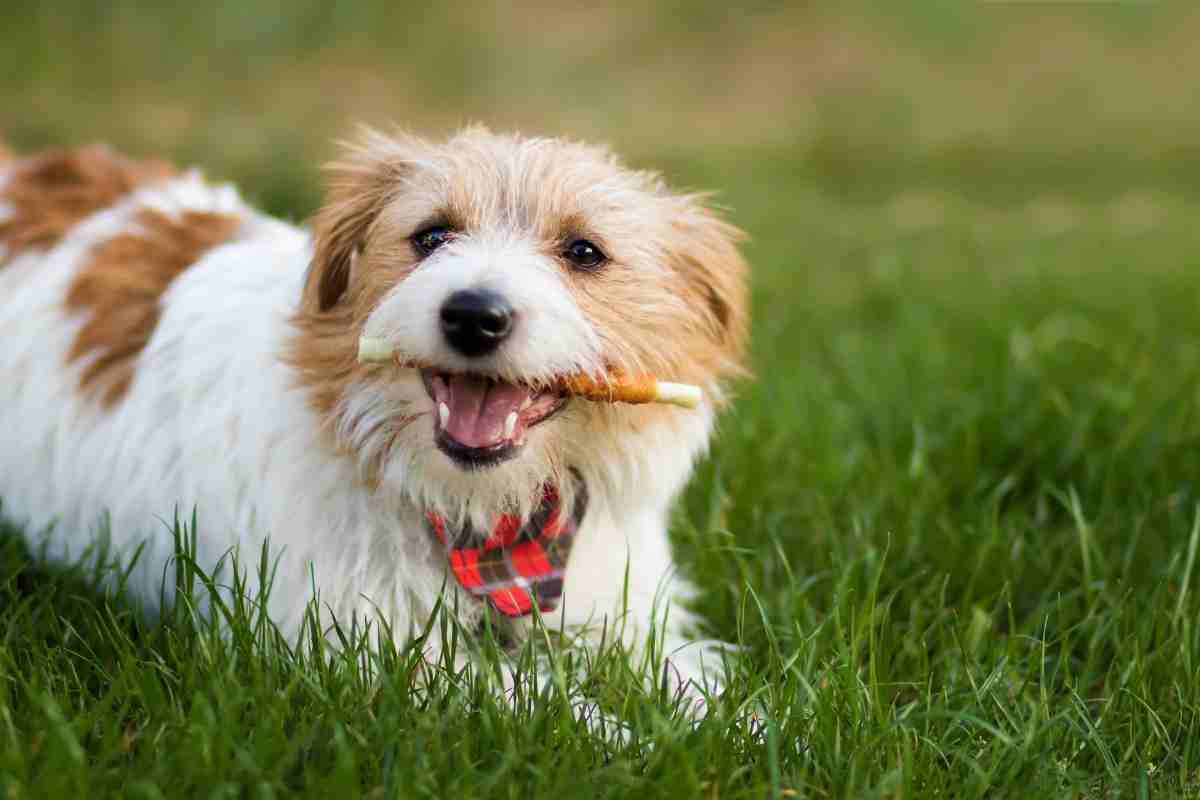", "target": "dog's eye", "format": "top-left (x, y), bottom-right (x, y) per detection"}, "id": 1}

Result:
top-left (412, 226), bottom-right (453, 257)
top-left (563, 239), bottom-right (606, 271)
